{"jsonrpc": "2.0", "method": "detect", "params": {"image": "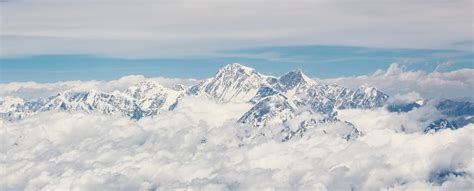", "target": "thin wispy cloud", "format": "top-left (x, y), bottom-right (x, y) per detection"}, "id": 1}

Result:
top-left (1, 0), bottom-right (472, 57)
